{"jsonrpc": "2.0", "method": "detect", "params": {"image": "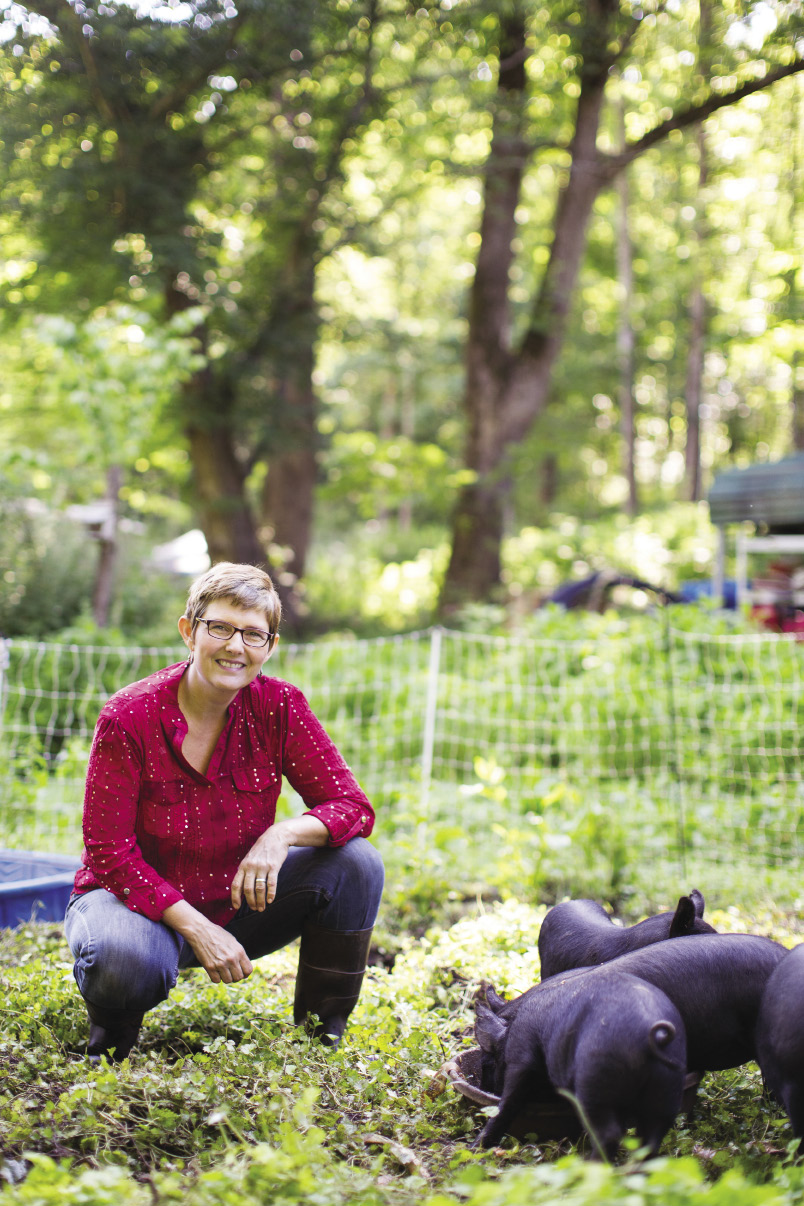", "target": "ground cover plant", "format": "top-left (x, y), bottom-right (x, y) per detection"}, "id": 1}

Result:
top-left (4, 896), bottom-right (804, 1206)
